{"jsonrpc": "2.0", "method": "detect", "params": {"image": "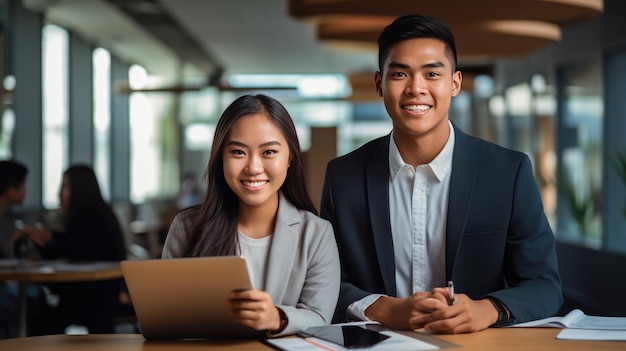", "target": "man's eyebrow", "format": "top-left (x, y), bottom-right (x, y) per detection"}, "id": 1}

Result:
top-left (388, 61), bottom-right (410, 69)
top-left (387, 61), bottom-right (446, 69)
top-left (423, 61), bottom-right (446, 69)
